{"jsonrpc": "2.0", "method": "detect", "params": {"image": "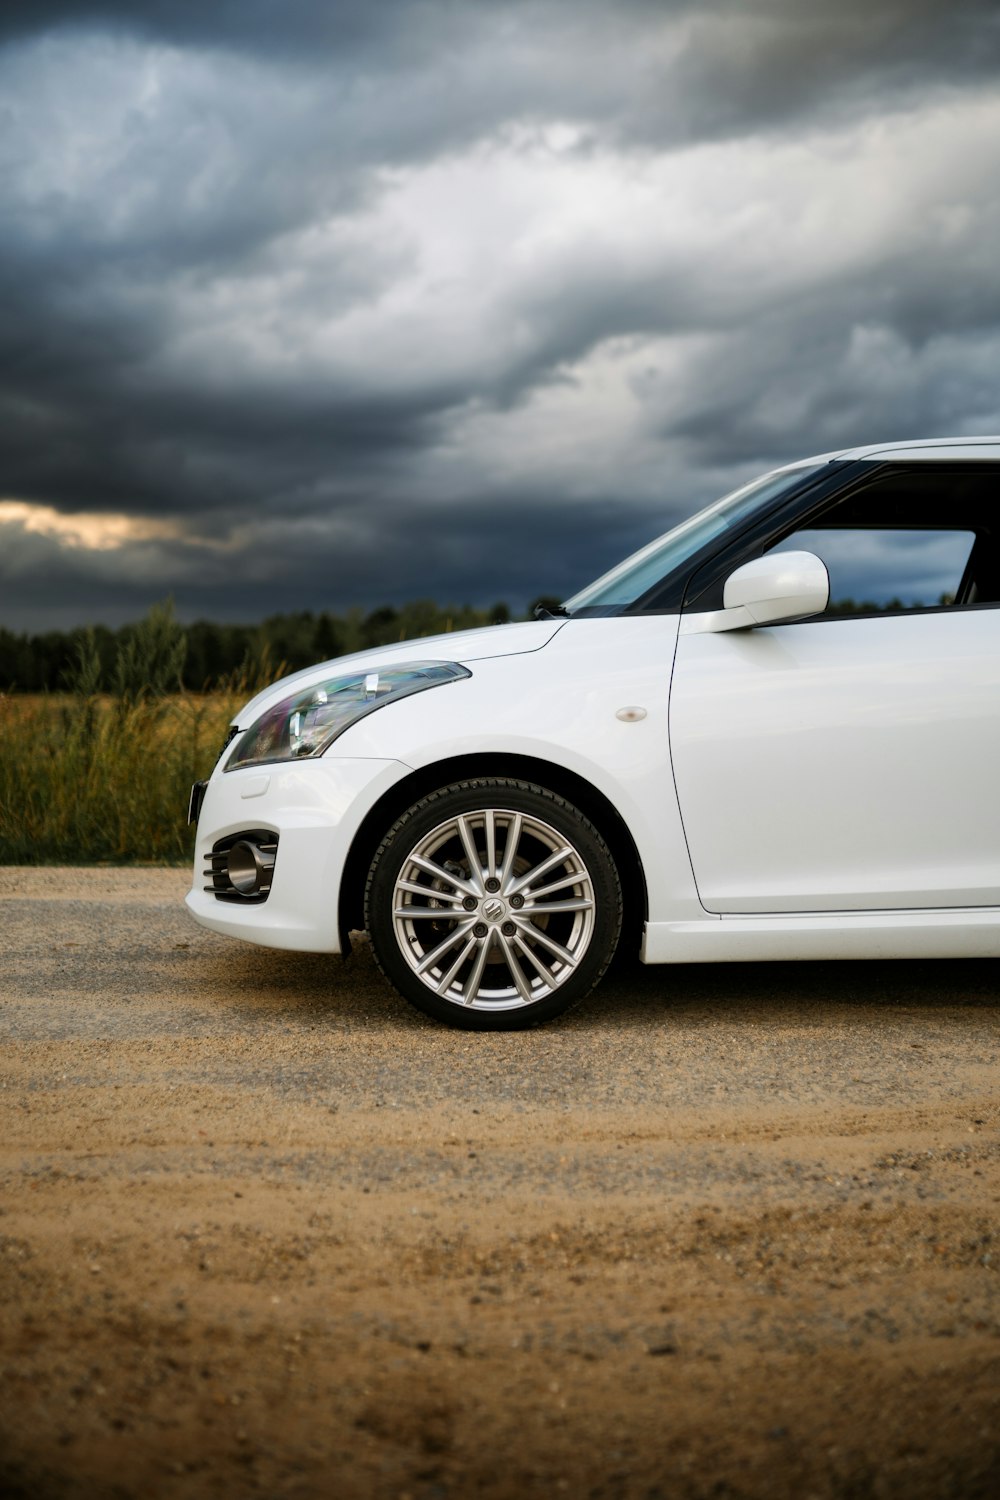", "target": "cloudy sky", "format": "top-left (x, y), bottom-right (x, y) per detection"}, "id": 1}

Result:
top-left (2, 0), bottom-right (1000, 631)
